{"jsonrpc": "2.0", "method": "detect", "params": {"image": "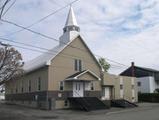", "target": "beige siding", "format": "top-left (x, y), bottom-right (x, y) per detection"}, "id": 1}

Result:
top-left (103, 73), bottom-right (138, 102)
top-left (48, 37), bottom-right (101, 91)
top-left (5, 67), bottom-right (48, 94)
